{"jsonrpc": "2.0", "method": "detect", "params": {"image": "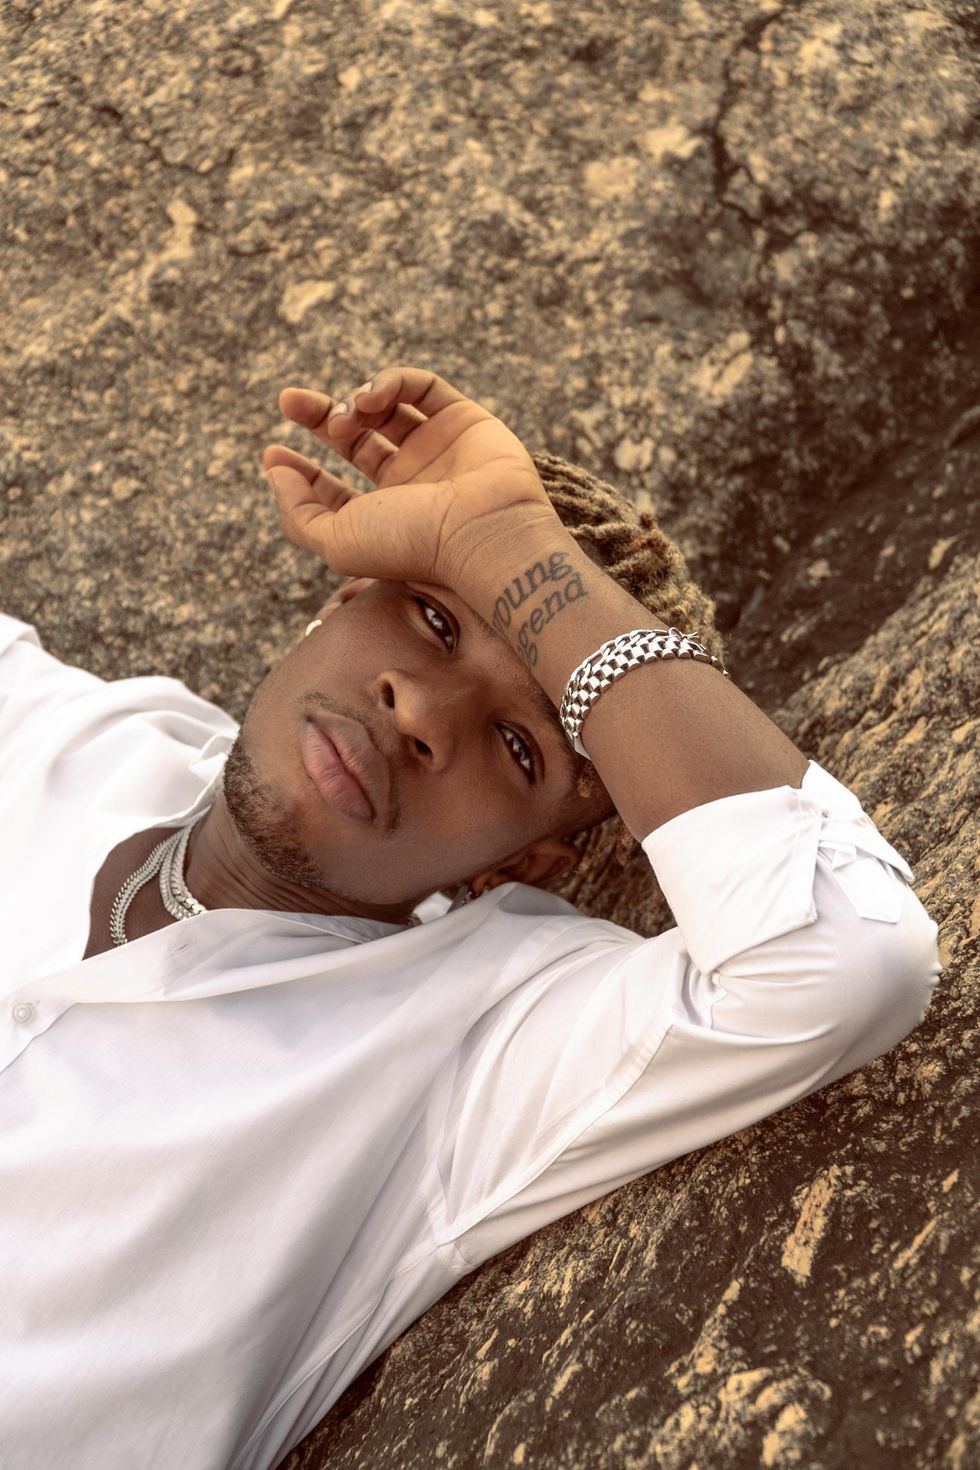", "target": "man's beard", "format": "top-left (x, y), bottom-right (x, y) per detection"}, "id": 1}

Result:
top-left (221, 732), bottom-right (326, 891)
